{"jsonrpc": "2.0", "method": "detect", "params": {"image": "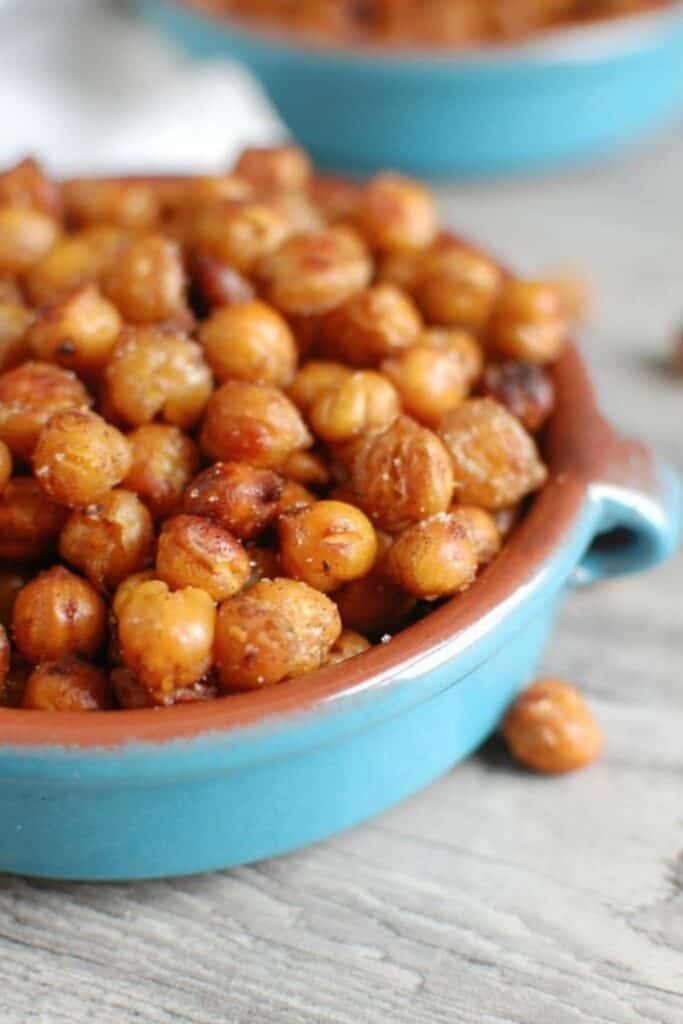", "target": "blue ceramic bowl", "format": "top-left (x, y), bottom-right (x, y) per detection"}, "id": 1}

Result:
top-left (137, 1), bottom-right (683, 177)
top-left (0, 345), bottom-right (680, 881)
